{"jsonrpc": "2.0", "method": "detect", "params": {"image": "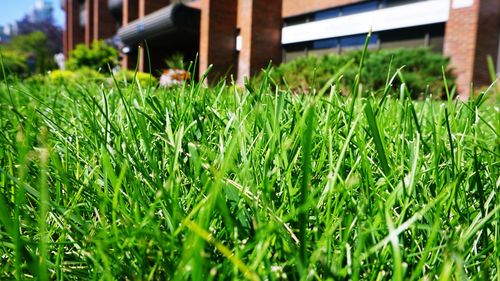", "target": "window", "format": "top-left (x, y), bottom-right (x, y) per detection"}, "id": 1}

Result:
top-left (314, 8), bottom-right (340, 21)
top-left (341, 1), bottom-right (379, 15)
top-left (340, 34), bottom-right (378, 47)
